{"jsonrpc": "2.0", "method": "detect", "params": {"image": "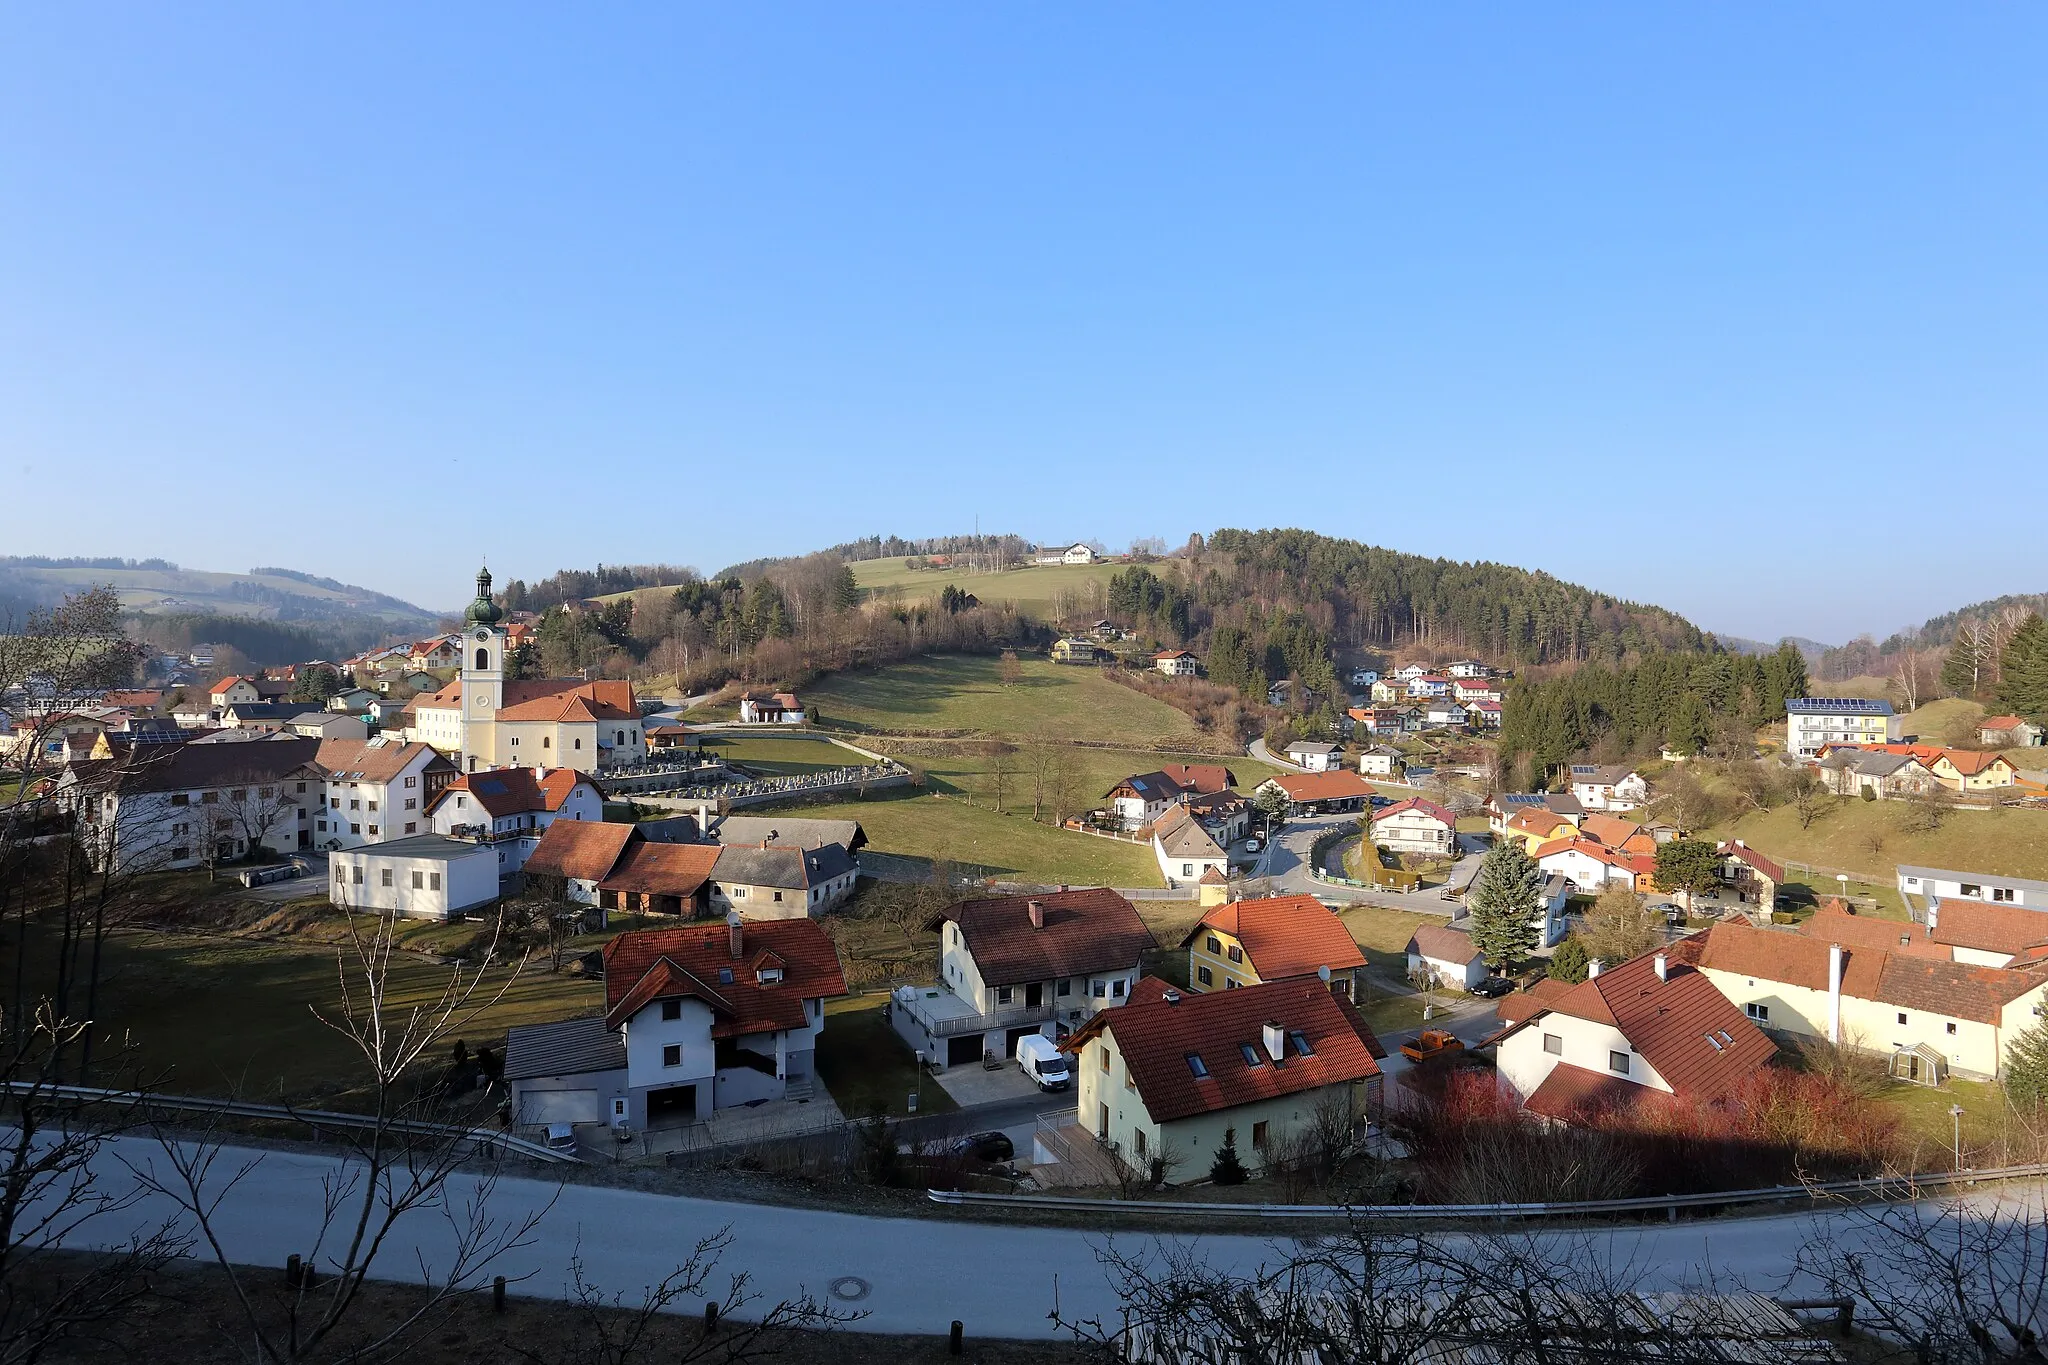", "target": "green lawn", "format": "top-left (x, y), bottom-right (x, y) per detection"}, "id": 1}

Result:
top-left (816, 995), bottom-right (959, 1118)
top-left (806, 654), bottom-right (1209, 747)
top-left (850, 559), bottom-right (1120, 620)
top-left (2, 923), bottom-right (602, 1108)
top-left (1703, 799), bottom-right (2048, 889)
top-left (757, 787), bottom-right (1165, 886)
top-left (1338, 905), bottom-right (1443, 978)
top-left (1875, 1074), bottom-right (2004, 1161)
top-left (699, 733), bottom-right (880, 776)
